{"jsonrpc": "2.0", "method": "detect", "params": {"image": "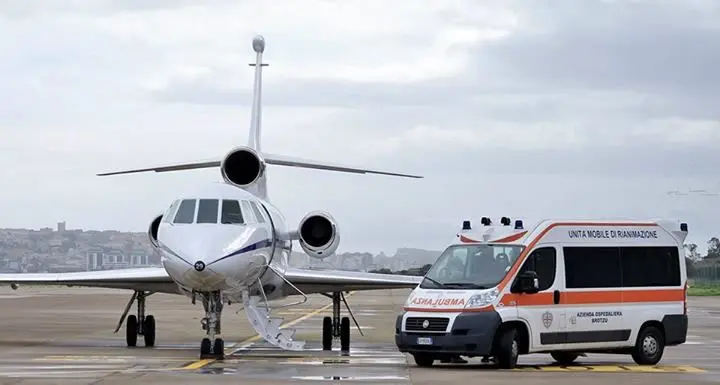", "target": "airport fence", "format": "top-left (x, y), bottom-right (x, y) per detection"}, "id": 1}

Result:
top-left (689, 264), bottom-right (720, 284)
